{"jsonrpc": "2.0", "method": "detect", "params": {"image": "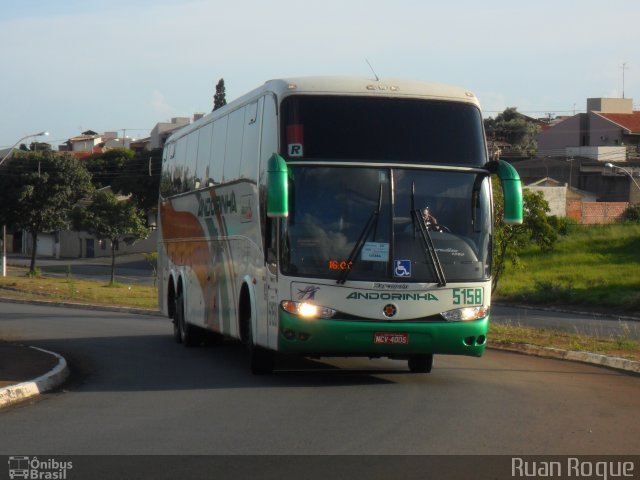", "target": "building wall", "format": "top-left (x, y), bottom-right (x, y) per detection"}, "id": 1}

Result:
top-left (566, 146), bottom-right (627, 162)
top-left (524, 185), bottom-right (567, 216)
top-left (150, 118), bottom-right (190, 149)
top-left (567, 201), bottom-right (629, 224)
top-left (58, 230), bottom-right (157, 258)
top-left (586, 98), bottom-right (633, 114)
top-left (71, 139), bottom-right (99, 152)
top-left (588, 113), bottom-right (626, 148)
top-left (22, 233), bottom-right (58, 257)
top-left (537, 115), bottom-right (584, 155)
